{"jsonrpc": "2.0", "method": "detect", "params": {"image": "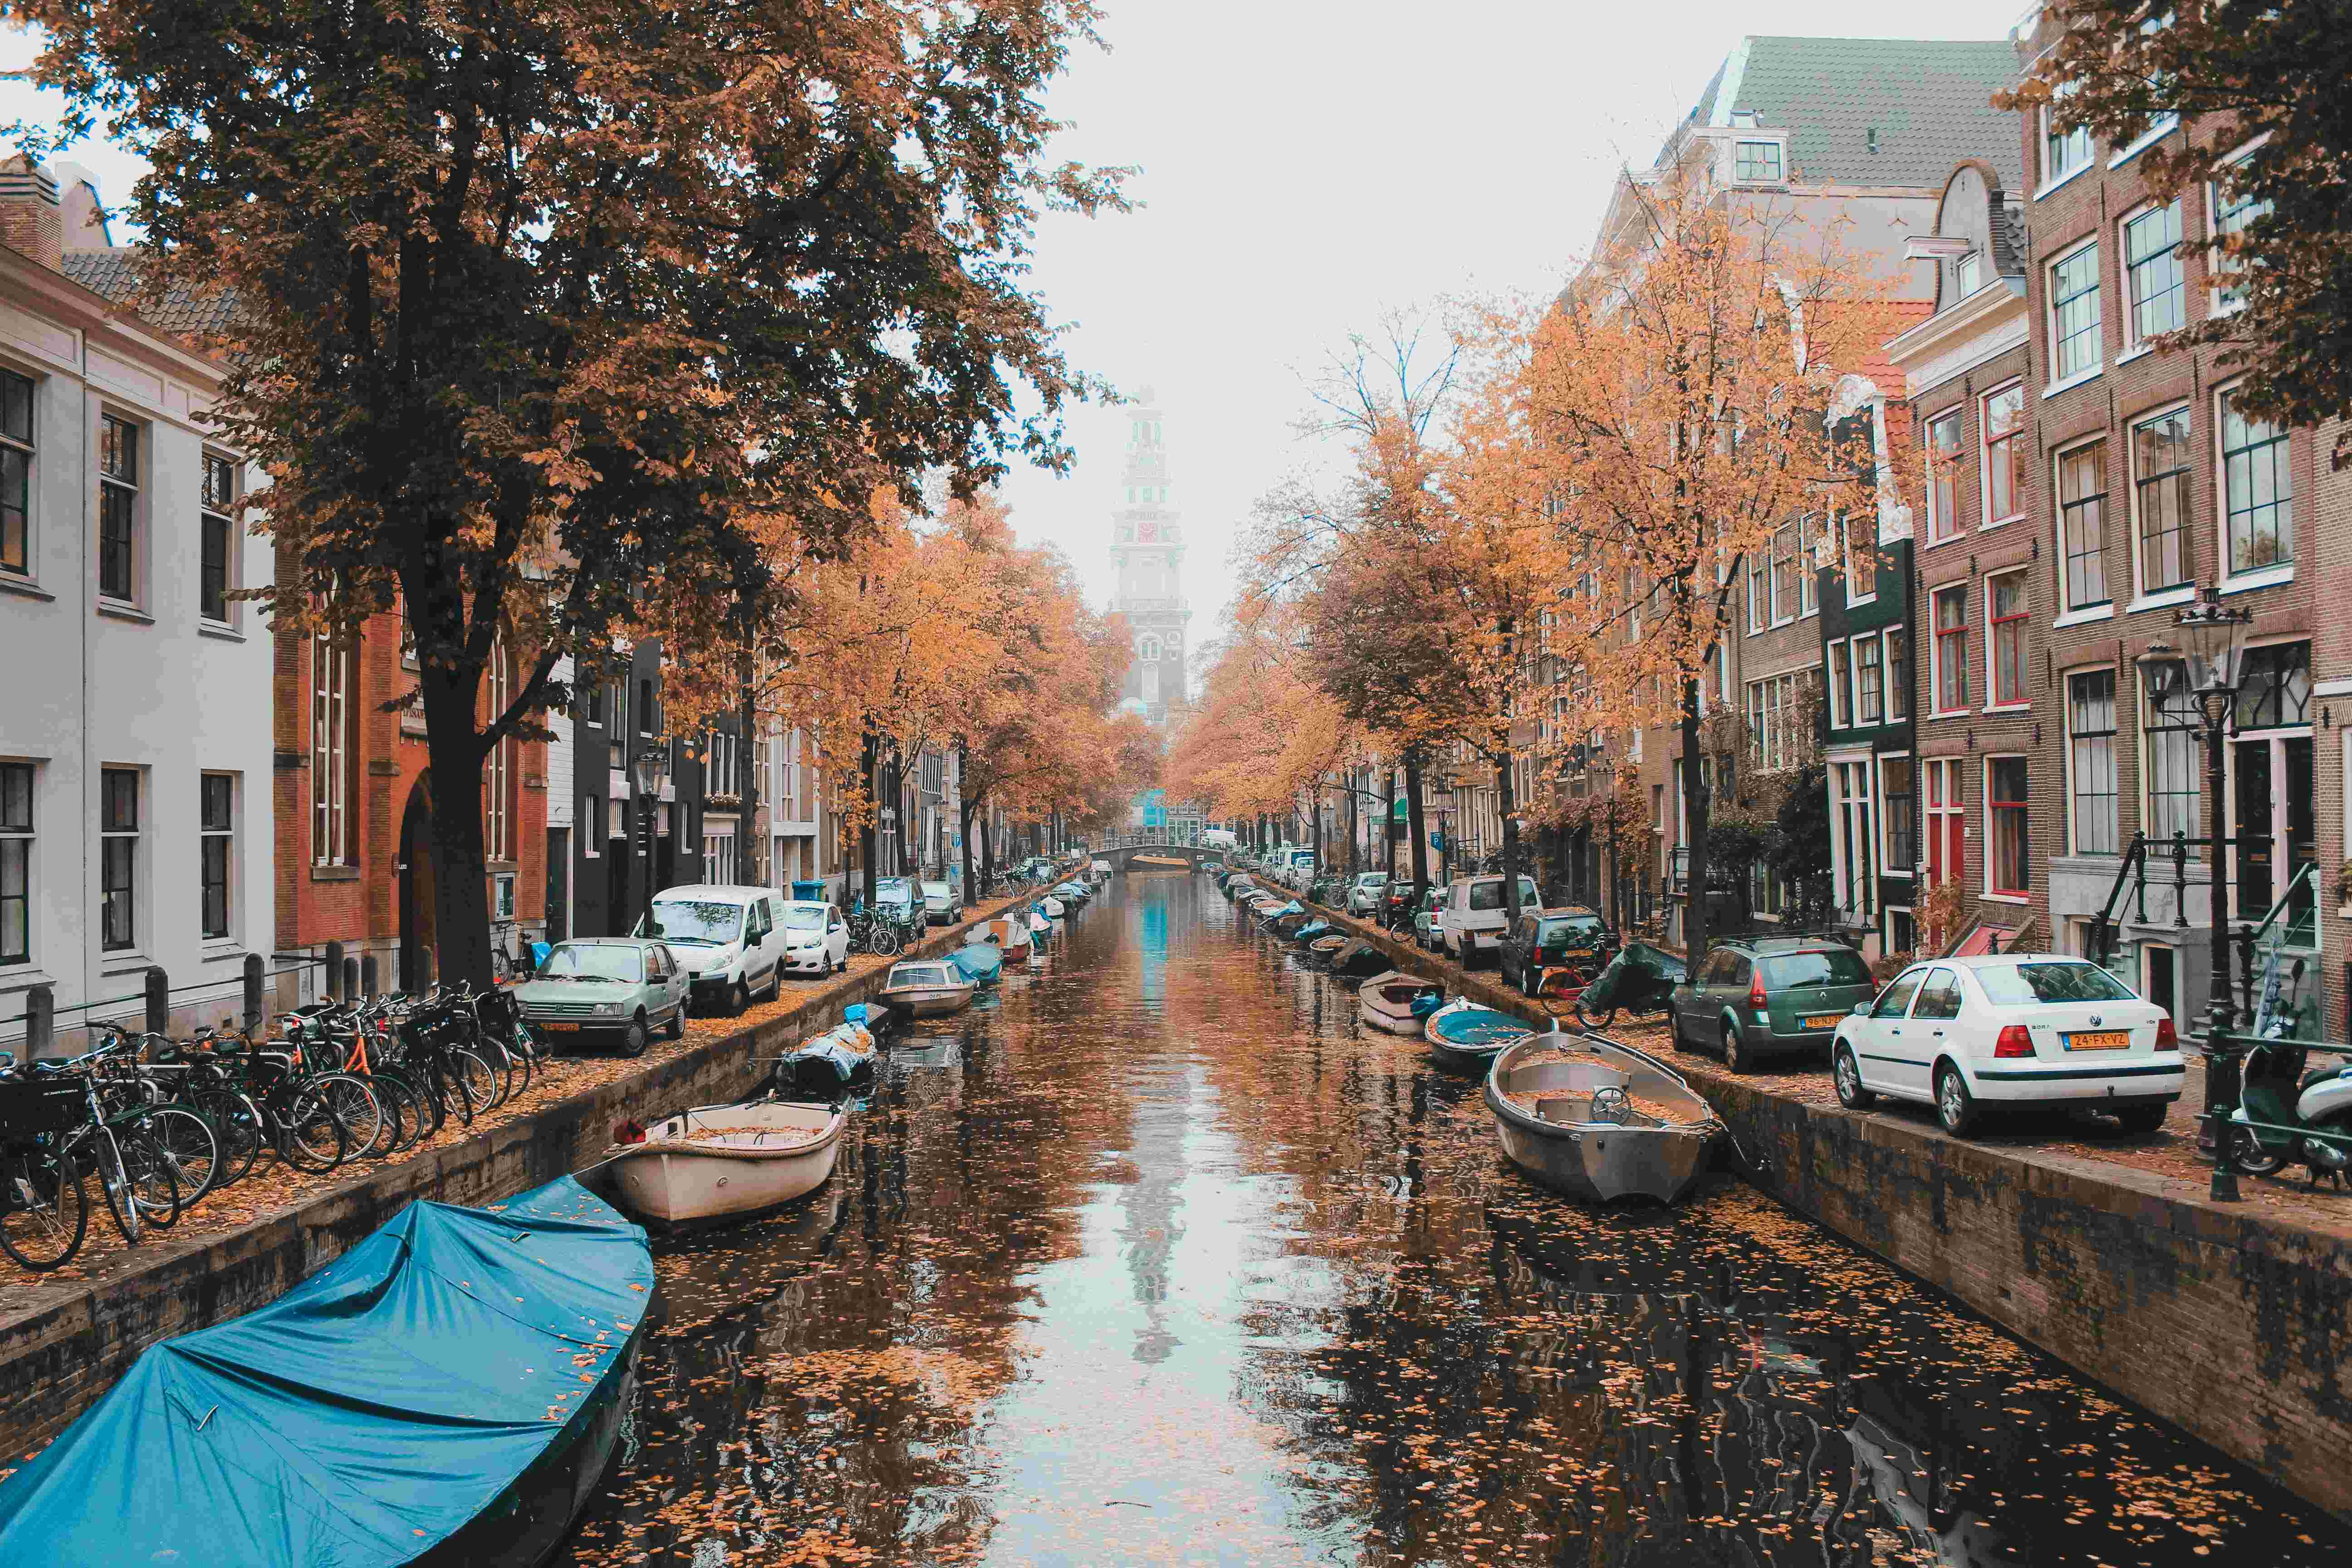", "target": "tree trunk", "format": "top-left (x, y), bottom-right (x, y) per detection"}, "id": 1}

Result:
top-left (1346, 774), bottom-right (1360, 877)
top-left (960, 789), bottom-right (979, 900)
top-left (1383, 760), bottom-right (1397, 880)
top-left (1680, 672), bottom-right (1711, 974)
top-left (1497, 745), bottom-right (1524, 921)
top-left (737, 661), bottom-right (758, 886)
top-left (1405, 748), bottom-right (1429, 892)
top-left (416, 659), bottom-right (493, 989)
top-left (1313, 785), bottom-right (1325, 875)
top-left (858, 726), bottom-right (880, 908)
